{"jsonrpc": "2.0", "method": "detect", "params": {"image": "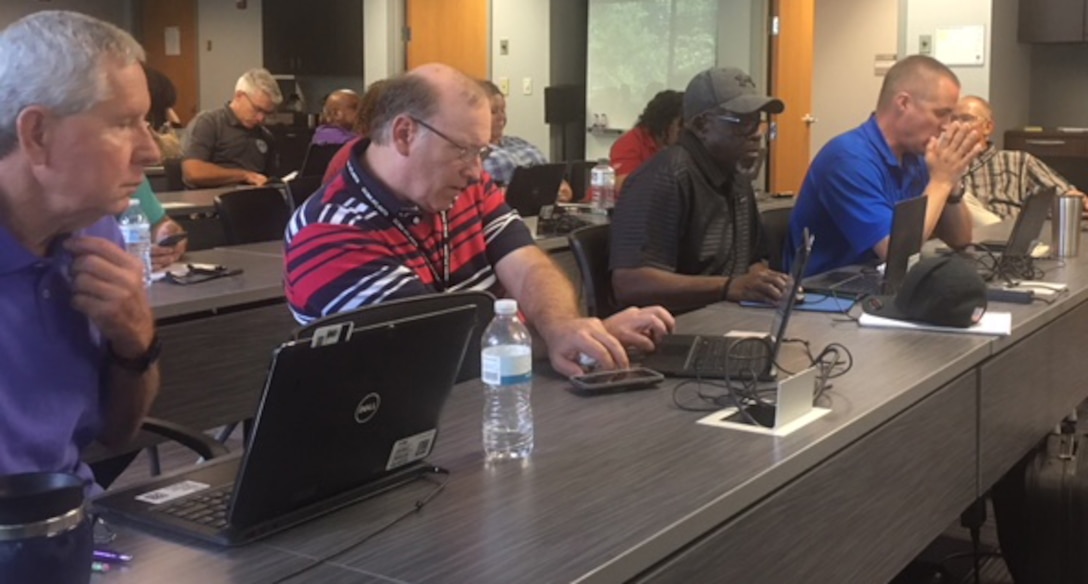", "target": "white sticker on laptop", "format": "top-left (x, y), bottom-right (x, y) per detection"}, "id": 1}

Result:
top-left (386, 429), bottom-right (437, 470)
top-left (135, 480), bottom-right (211, 505)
